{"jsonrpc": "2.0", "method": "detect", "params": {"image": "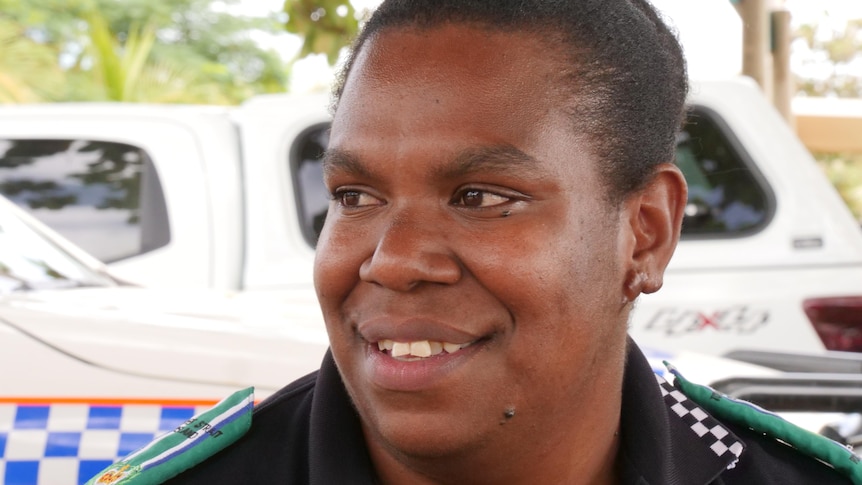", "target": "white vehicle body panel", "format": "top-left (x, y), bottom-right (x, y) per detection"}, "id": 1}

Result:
top-left (0, 107), bottom-right (245, 290)
top-left (631, 79), bottom-right (862, 355)
top-left (0, 196), bottom-right (327, 484)
top-left (232, 94), bottom-right (330, 290)
top-left (0, 287), bottom-right (328, 397)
